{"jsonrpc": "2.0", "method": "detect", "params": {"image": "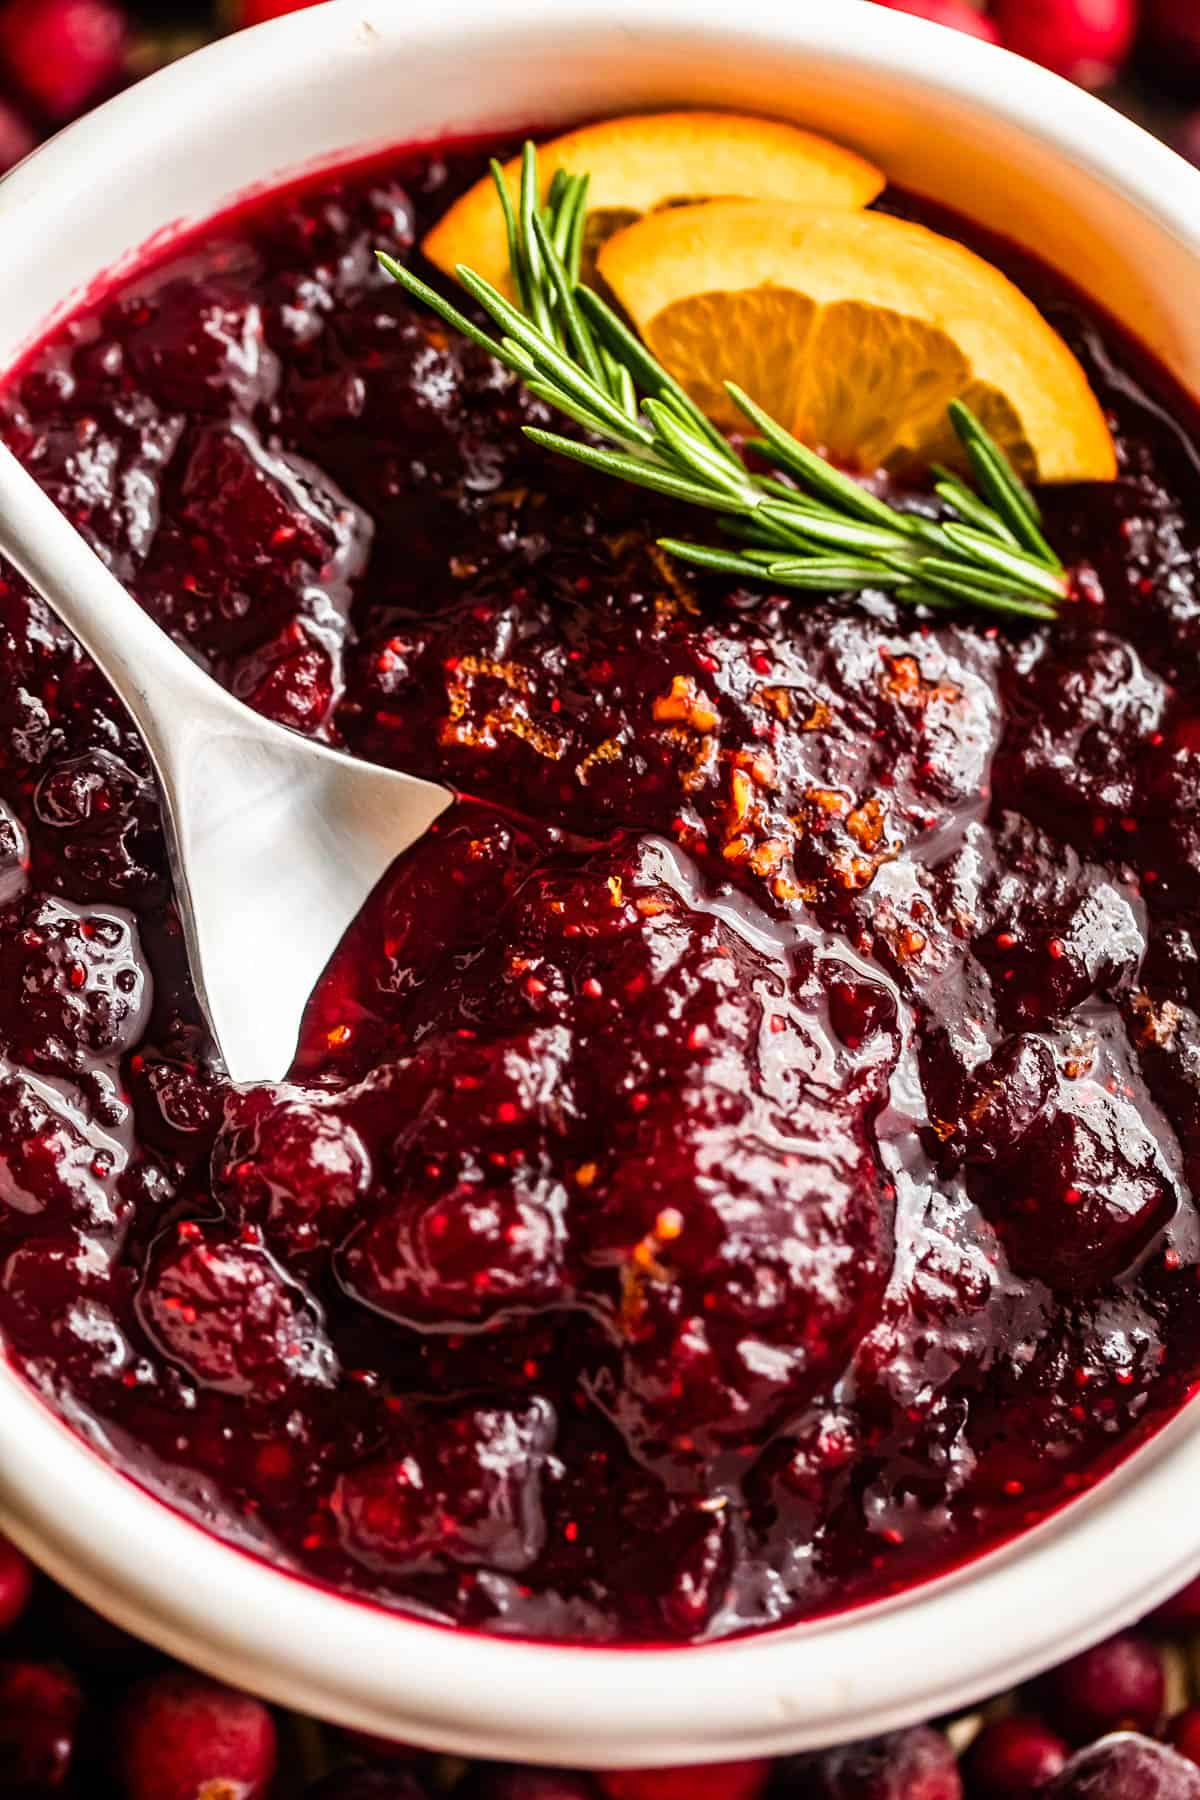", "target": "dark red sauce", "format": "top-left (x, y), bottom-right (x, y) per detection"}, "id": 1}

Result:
top-left (2, 138), bottom-right (1200, 1644)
